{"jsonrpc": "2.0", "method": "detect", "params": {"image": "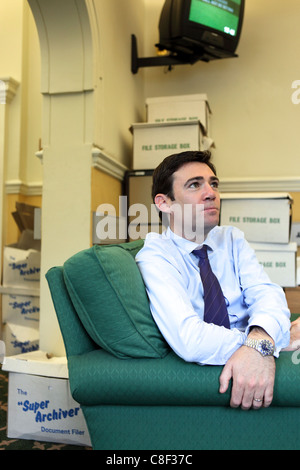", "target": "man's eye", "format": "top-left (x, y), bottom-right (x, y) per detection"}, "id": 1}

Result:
top-left (211, 182), bottom-right (219, 189)
top-left (189, 181), bottom-right (200, 188)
